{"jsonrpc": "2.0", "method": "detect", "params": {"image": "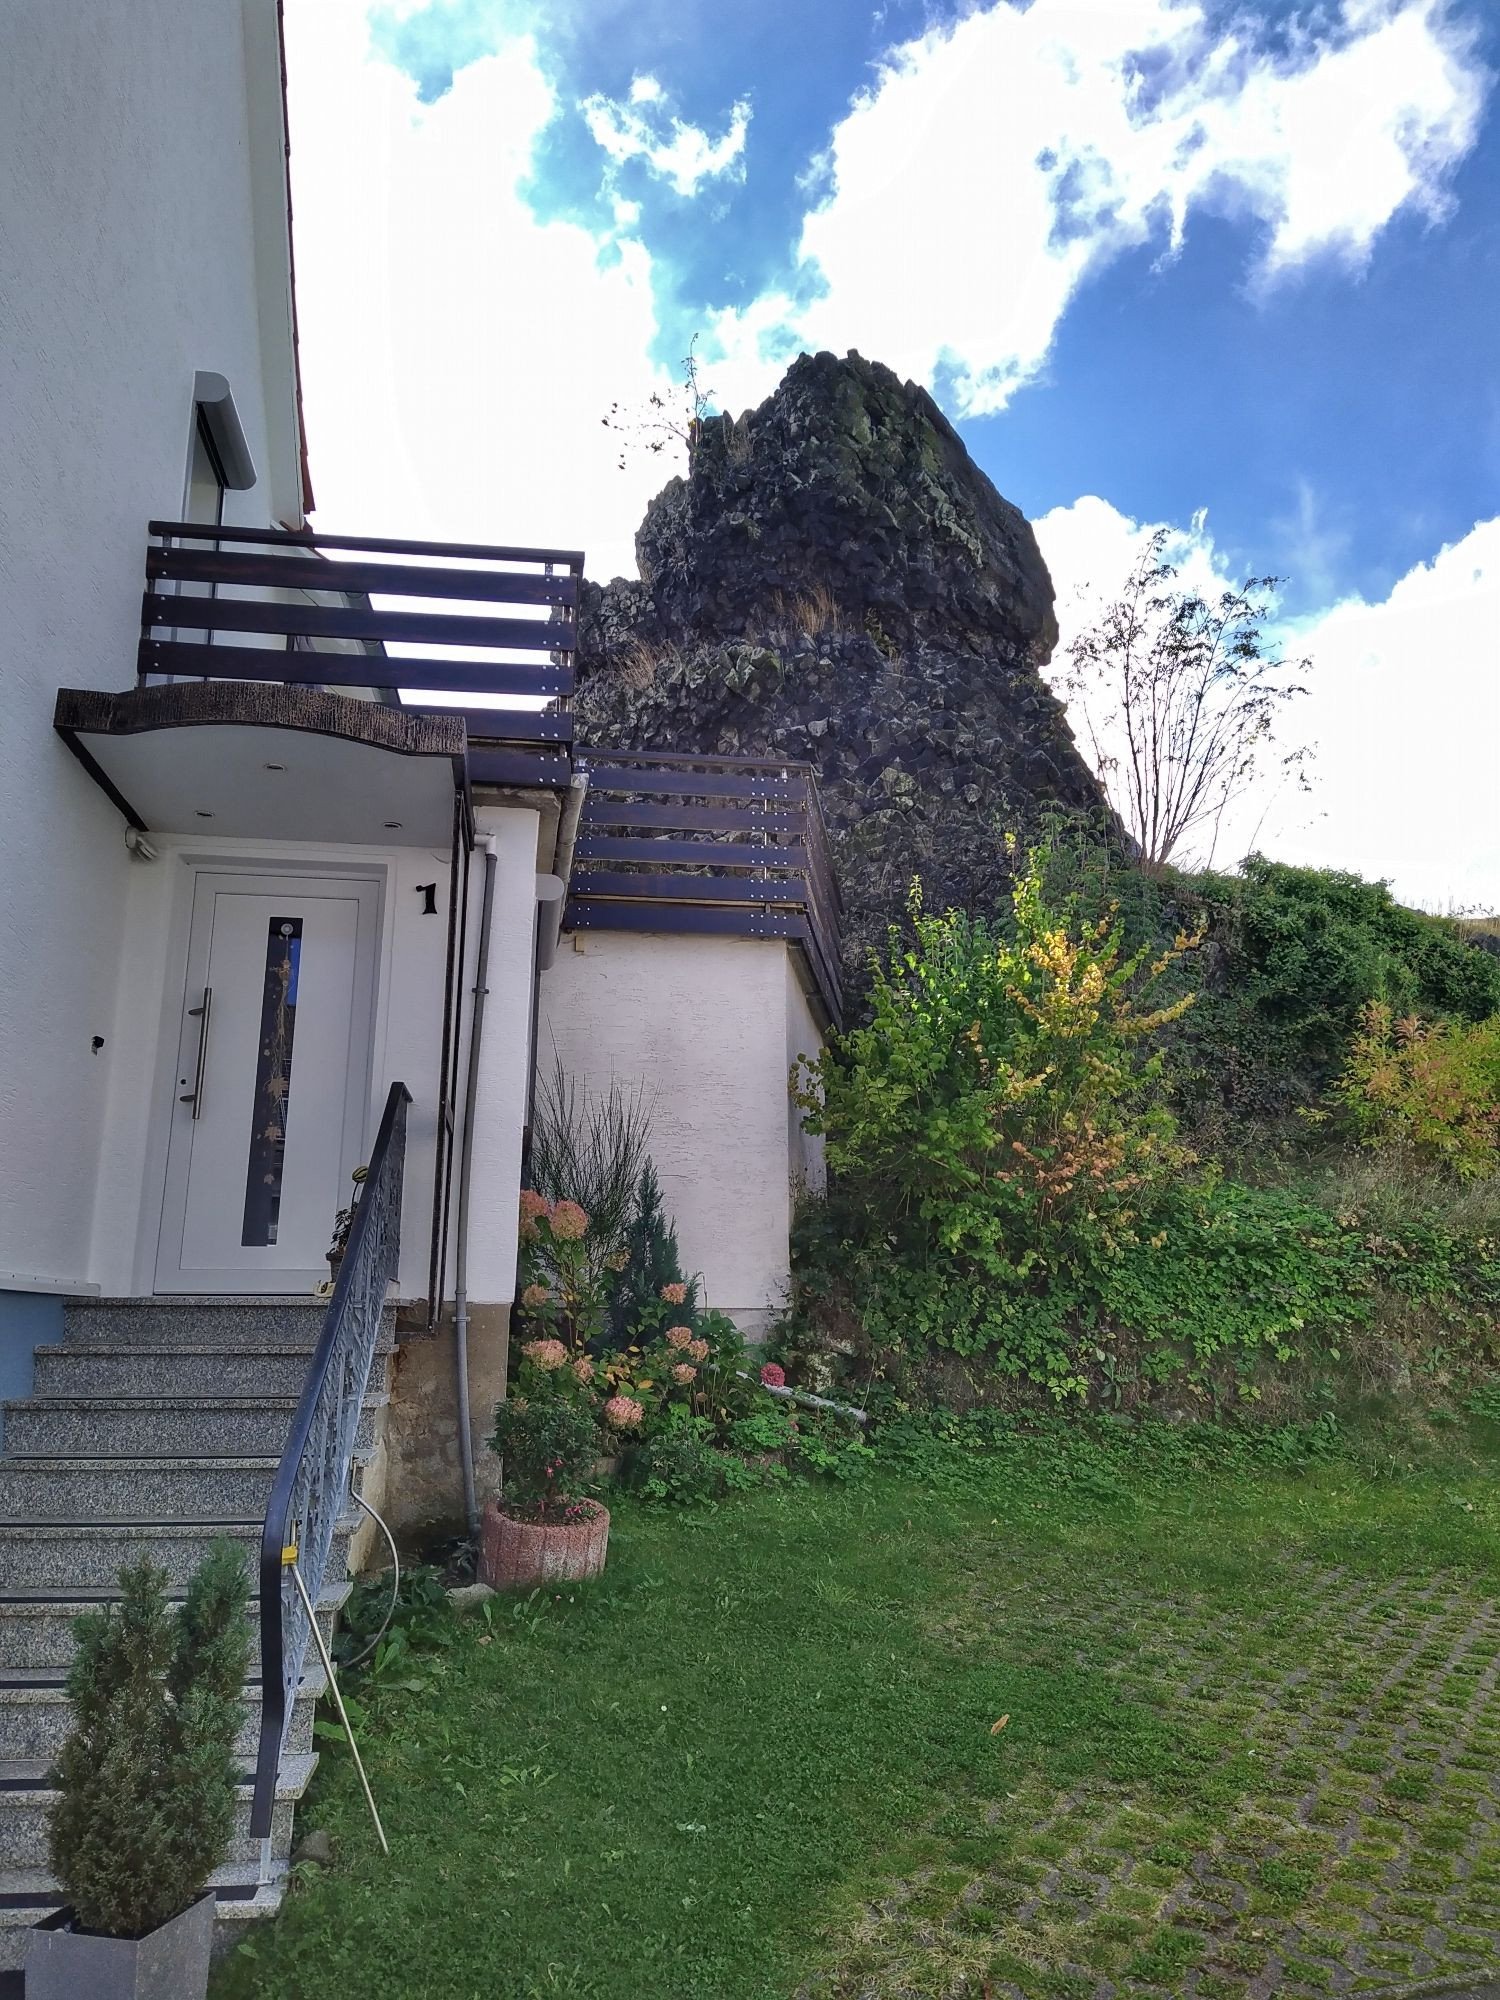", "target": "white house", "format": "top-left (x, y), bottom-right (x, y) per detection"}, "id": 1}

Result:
top-left (0, 0), bottom-right (834, 1951)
